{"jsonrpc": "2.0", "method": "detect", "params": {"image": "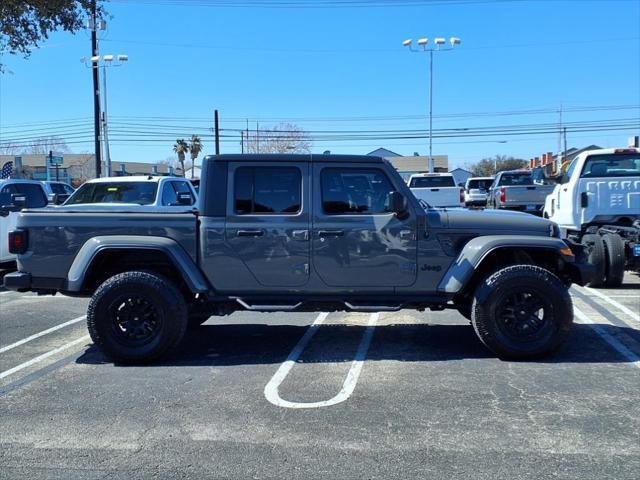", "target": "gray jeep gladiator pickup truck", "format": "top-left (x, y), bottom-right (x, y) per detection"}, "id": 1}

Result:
top-left (4, 154), bottom-right (593, 363)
